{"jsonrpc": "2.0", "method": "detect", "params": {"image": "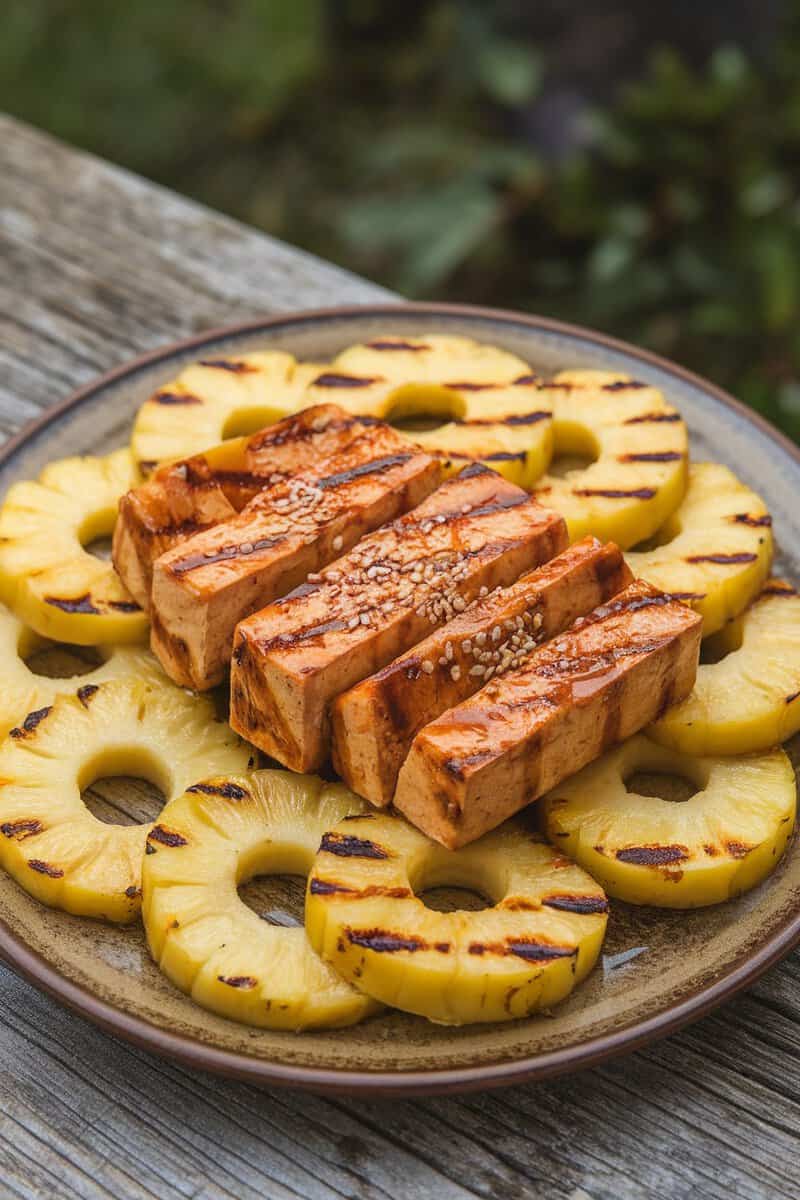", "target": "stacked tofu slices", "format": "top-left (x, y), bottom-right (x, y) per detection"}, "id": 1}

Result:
top-left (115, 401), bottom-right (702, 850)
